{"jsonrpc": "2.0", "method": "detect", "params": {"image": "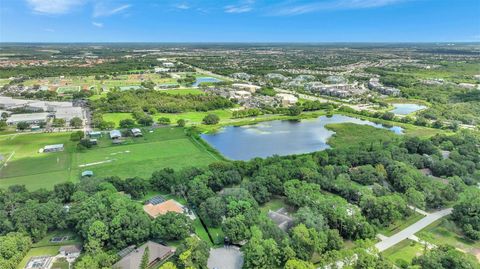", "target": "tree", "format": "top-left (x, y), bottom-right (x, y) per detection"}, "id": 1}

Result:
top-left (222, 215), bottom-right (251, 243)
top-left (199, 196), bottom-right (226, 227)
top-left (70, 117), bottom-right (83, 128)
top-left (451, 188), bottom-right (480, 240)
top-left (405, 188), bottom-right (426, 210)
top-left (16, 121), bottom-right (29, 131)
top-left (289, 224), bottom-right (327, 260)
top-left (1, 112), bottom-right (8, 120)
top-left (242, 227), bottom-right (281, 269)
top-left (0, 233), bottom-right (32, 269)
top-left (119, 119), bottom-right (135, 128)
top-left (413, 245), bottom-right (479, 269)
top-left (158, 117), bottom-right (171, 125)
top-left (53, 182), bottom-right (76, 203)
top-left (202, 114), bottom-right (220, 125)
top-left (176, 237), bottom-right (209, 269)
top-left (140, 246), bottom-right (149, 269)
top-left (78, 138), bottom-right (94, 149)
top-left (286, 105), bottom-right (303, 116)
top-left (0, 120), bottom-right (7, 131)
top-left (284, 259), bottom-right (315, 269)
top-left (70, 131), bottom-right (85, 141)
top-left (86, 220), bottom-right (109, 253)
top-left (52, 118), bottom-right (66, 127)
top-left (159, 262), bottom-right (177, 269)
top-left (151, 212), bottom-right (193, 241)
top-left (177, 119), bottom-right (186, 127)
top-left (137, 115), bottom-right (153, 126)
